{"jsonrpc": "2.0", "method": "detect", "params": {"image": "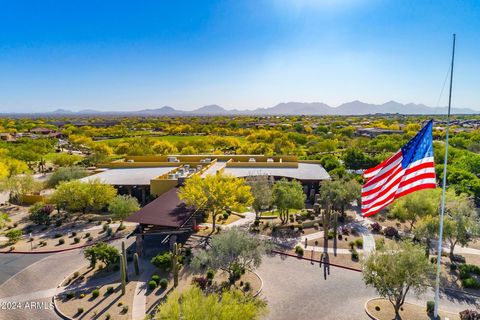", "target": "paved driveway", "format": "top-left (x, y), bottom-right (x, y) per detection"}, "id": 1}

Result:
top-left (257, 255), bottom-right (479, 320)
top-left (0, 253), bottom-right (52, 286)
